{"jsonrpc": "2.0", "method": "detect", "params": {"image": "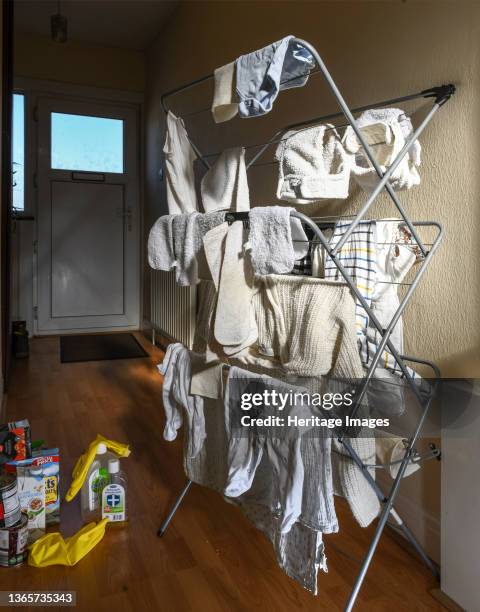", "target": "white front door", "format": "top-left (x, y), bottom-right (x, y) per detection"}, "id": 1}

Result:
top-left (36, 97), bottom-right (140, 334)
